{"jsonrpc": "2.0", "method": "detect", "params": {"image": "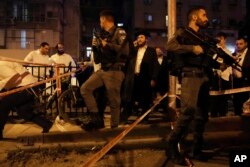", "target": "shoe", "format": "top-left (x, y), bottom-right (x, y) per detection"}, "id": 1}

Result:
top-left (166, 149), bottom-right (186, 166)
top-left (81, 112), bottom-right (104, 131)
top-left (32, 115), bottom-right (53, 133)
top-left (42, 120), bottom-right (53, 133)
top-left (55, 116), bottom-right (67, 132)
top-left (166, 141), bottom-right (187, 166)
top-left (172, 155), bottom-right (187, 166)
top-left (54, 116), bottom-right (83, 132)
